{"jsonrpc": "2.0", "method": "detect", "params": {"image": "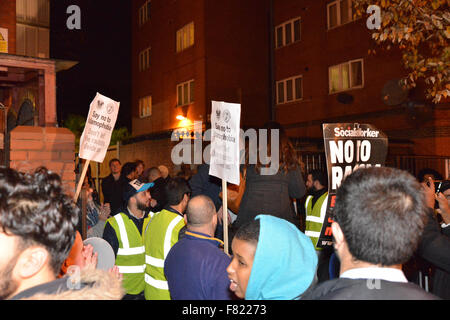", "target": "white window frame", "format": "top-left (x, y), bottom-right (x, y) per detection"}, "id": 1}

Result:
top-left (176, 22), bottom-right (194, 53)
top-left (139, 96), bottom-right (152, 118)
top-left (327, 0), bottom-right (353, 30)
top-left (276, 75), bottom-right (303, 105)
top-left (177, 79), bottom-right (195, 106)
top-left (328, 58), bottom-right (364, 94)
top-left (139, 47), bottom-right (151, 71)
top-left (139, 0), bottom-right (151, 26)
top-left (275, 17), bottom-right (301, 49)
